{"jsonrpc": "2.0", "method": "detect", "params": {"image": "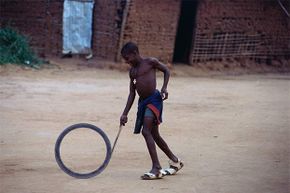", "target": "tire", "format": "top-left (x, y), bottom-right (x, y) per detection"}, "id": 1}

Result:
top-left (55, 123), bottom-right (112, 179)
